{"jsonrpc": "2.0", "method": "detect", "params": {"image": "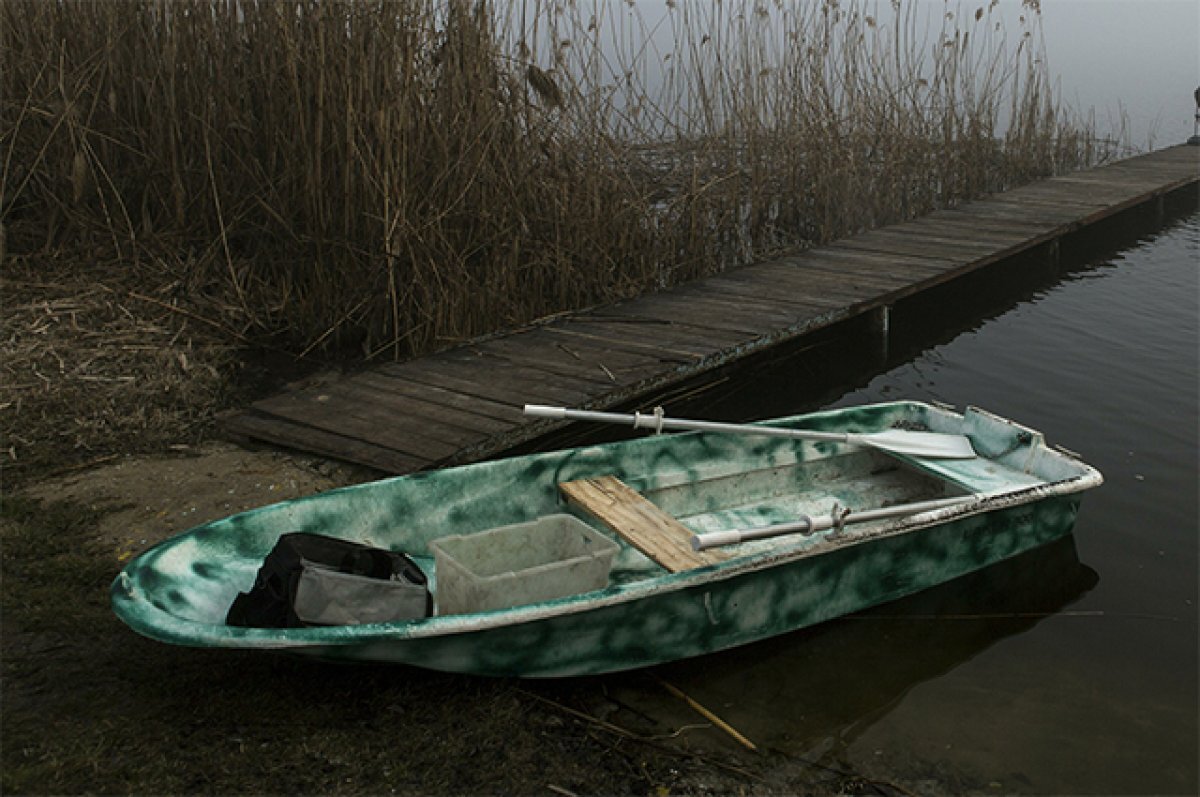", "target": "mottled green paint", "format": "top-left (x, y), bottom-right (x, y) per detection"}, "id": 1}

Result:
top-left (111, 402), bottom-right (1102, 677)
